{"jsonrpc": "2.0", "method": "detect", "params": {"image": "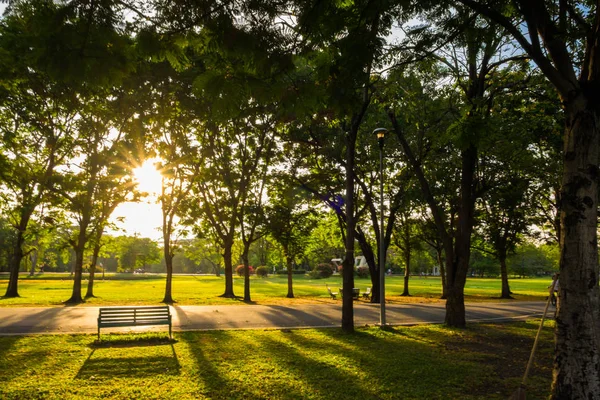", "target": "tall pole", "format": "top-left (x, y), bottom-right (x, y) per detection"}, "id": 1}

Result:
top-left (373, 127), bottom-right (387, 327)
top-left (379, 137), bottom-right (386, 326)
